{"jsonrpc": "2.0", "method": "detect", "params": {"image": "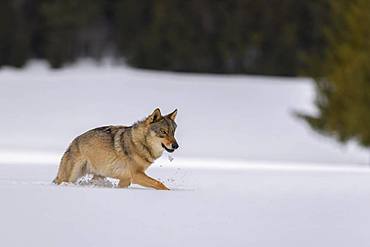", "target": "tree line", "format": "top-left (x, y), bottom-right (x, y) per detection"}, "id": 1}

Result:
top-left (0, 0), bottom-right (329, 76)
